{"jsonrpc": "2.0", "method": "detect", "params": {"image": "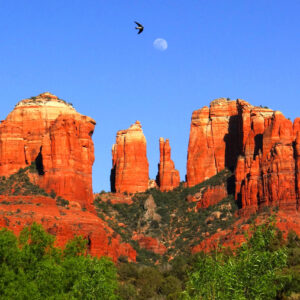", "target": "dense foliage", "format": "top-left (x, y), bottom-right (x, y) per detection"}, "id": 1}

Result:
top-left (0, 223), bottom-right (118, 299)
top-left (183, 219), bottom-right (290, 299)
top-left (116, 220), bottom-right (300, 300)
top-left (0, 220), bottom-right (299, 299)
